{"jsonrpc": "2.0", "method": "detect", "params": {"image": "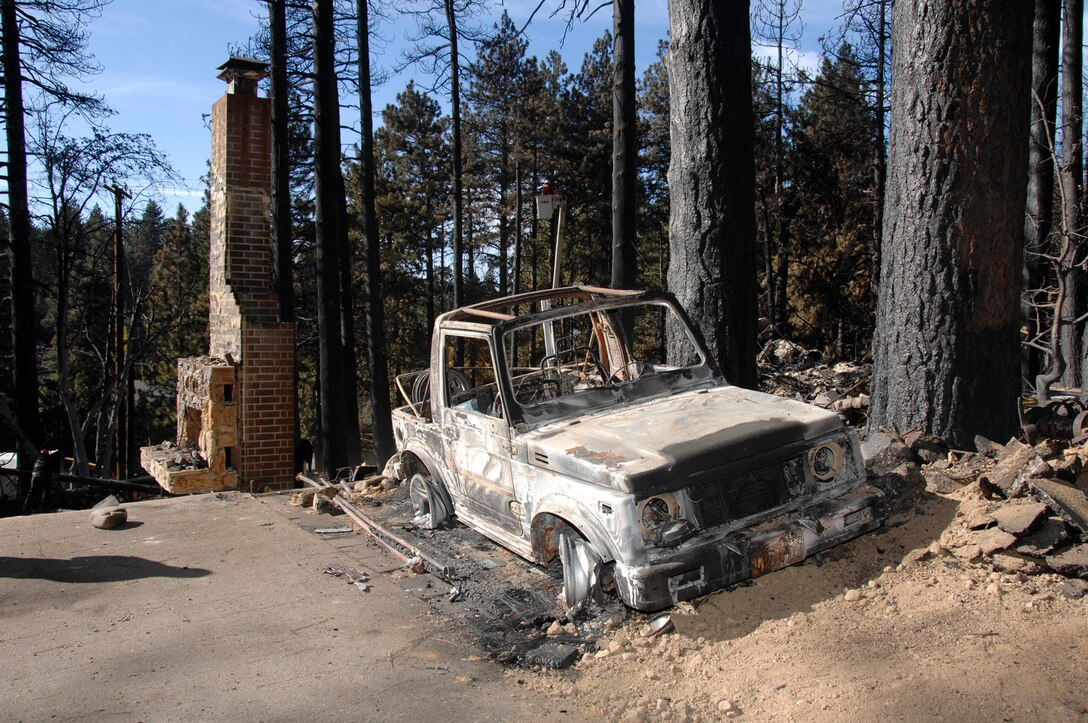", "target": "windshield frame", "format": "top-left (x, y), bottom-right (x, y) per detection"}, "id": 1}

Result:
top-left (490, 292), bottom-right (721, 429)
